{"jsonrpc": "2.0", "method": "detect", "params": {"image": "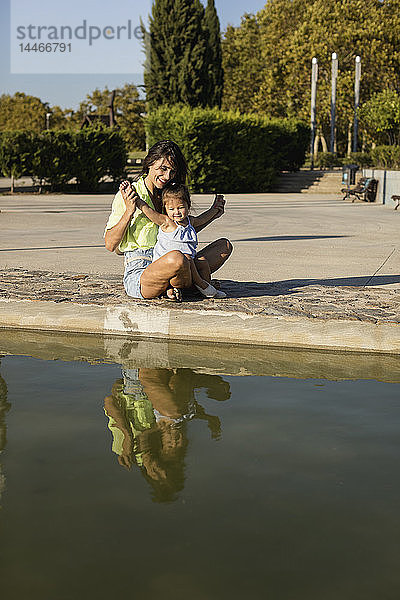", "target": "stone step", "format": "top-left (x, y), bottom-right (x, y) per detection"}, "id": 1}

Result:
top-left (280, 171), bottom-right (340, 179)
top-left (273, 170), bottom-right (343, 193)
